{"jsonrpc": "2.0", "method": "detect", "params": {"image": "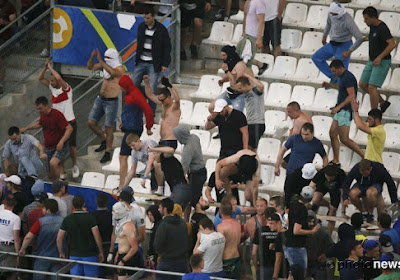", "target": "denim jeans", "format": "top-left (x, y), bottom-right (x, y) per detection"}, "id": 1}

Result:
top-left (33, 259), bottom-right (63, 280)
top-left (217, 92), bottom-right (245, 112)
top-left (284, 247), bottom-right (308, 270)
top-left (156, 260), bottom-right (188, 280)
top-left (132, 62), bottom-right (160, 114)
top-left (311, 40), bottom-right (353, 79)
top-left (19, 155), bottom-right (43, 176)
